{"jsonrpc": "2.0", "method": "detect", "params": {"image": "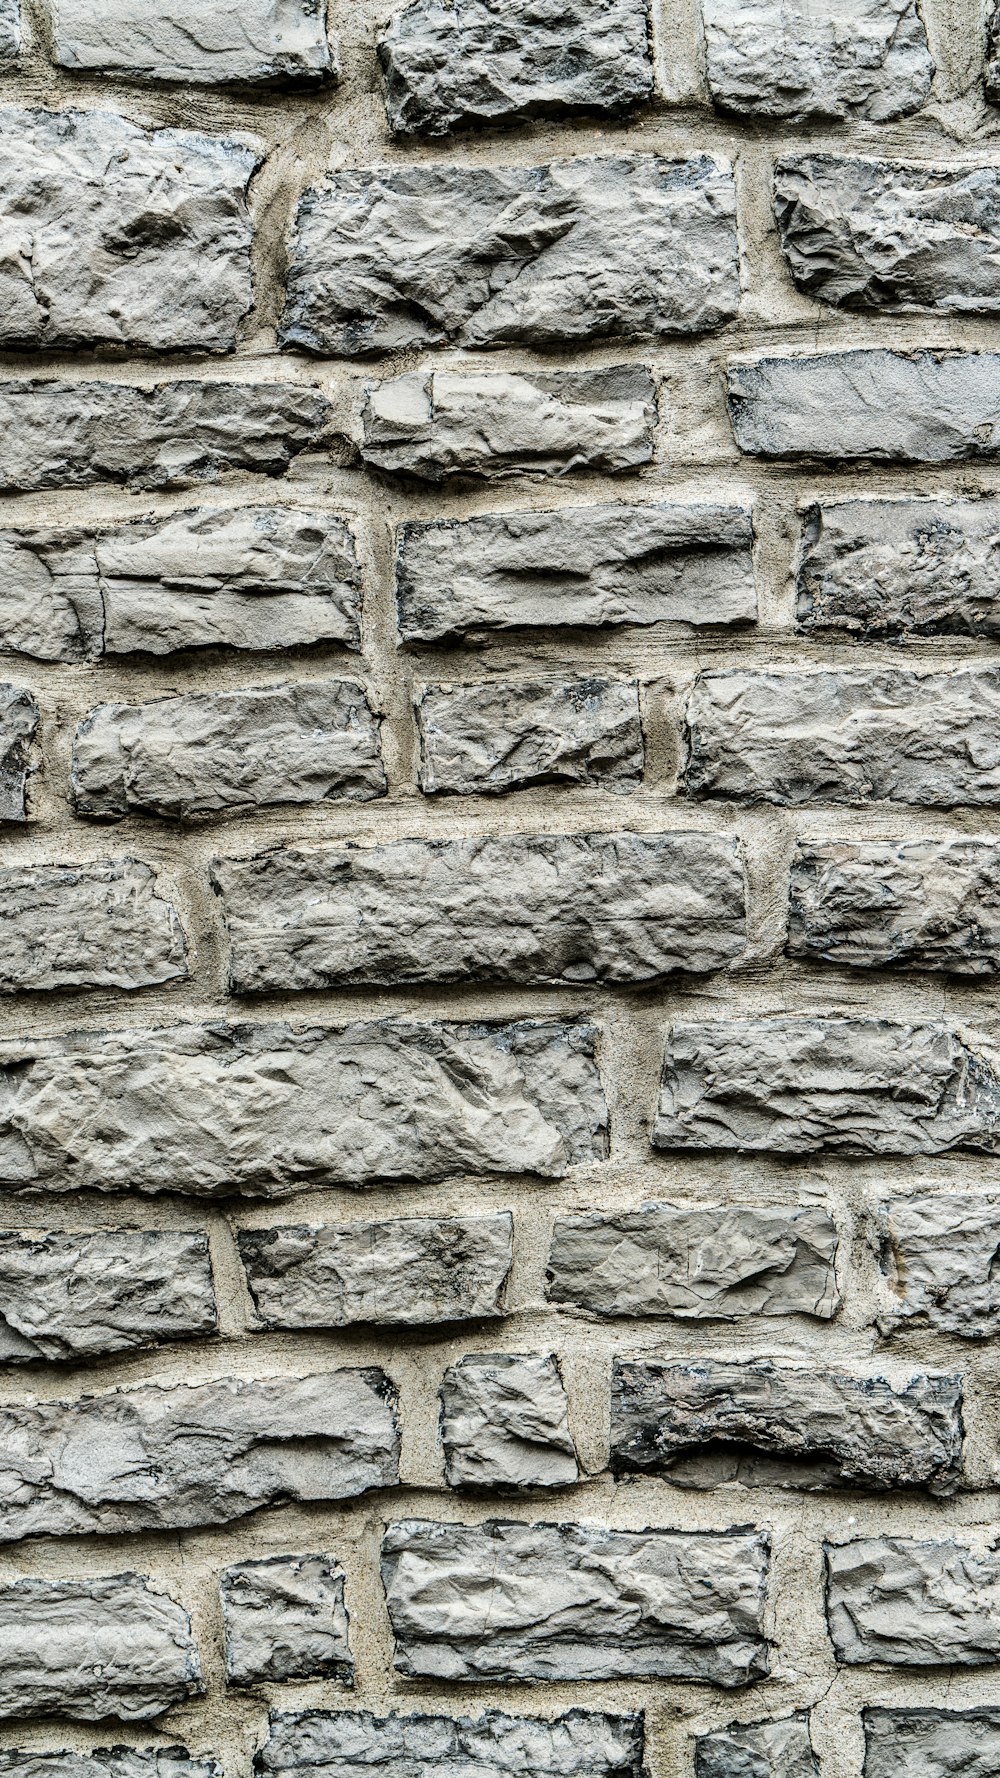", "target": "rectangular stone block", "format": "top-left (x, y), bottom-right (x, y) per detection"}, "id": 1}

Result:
top-left (221, 1555), bottom-right (351, 1685)
top-left (875, 1192), bottom-right (1000, 1339)
top-left (863, 1706), bottom-right (1000, 1778)
top-left (789, 839), bottom-right (1000, 973)
top-left (0, 685), bottom-right (38, 822)
top-left (0, 0), bottom-right (16, 59)
top-left (53, 0), bottom-right (335, 84)
top-left (988, 5), bottom-right (1000, 102)
top-left (211, 831), bottom-right (747, 990)
top-left (361, 367), bottom-right (656, 481)
top-left (0, 1229), bottom-right (217, 1362)
top-left (696, 1716), bottom-right (817, 1778)
top-left (0, 1018), bottom-right (606, 1196)
top-left (381, 1518), bottom-right (770, 1686)
top-left (654, 1017), bottom-right (1000, 1154)
top-left (416, 677), bottom-right (643, 796)
top-left (282, 156), bottom-right (738, 354)
top-left (0, 858), bottom-right (188, 992)
top-left (439, 1353), bottom-right (579, 1490)
top-left (238, 1213), bottom-right (513, 1329)
top-left (256, 1708), bottom-right (646, 1778)
top-left (702, 0), bottom-right (932, 120)
top-left (547, 1203), bottom-right (841, 1320)
top-left (0, 1754), bottom-right (218, 1778)
top-left (72, 680), bottom-right (385, 818)
top-left (826, 1536), bottom-right (1000, 1666)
